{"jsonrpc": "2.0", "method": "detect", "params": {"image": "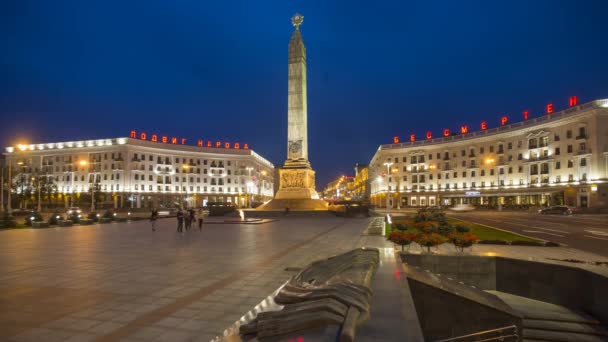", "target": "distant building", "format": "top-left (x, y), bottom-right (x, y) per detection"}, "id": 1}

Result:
top-left (369, 99), bottom-right (608, 209)
top-left (322, 175), bottom-right (354, 202)
top-left (3, 137), bottom-right (275, 210)
top-left (353, 163), bottom-right (370, 202)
